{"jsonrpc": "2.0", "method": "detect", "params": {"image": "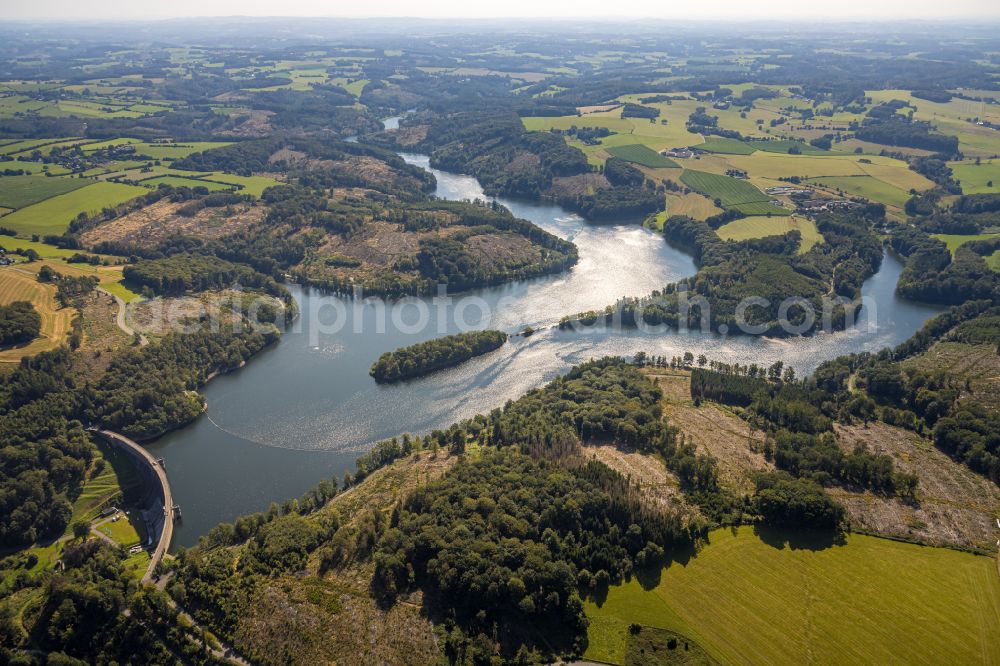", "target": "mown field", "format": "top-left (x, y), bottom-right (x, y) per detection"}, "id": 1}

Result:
top-left (679, 169), bottom-right (788, 215)
top-left (0, 174), bottom-right (89, 210)
top-left (0, 266), bottom-right (72, 361)
top-left (584, 526), bottom-right (1000, 666)
top-left (806, 175), bottom-right (911, 208)
top-left (0, 181), bottom-right (147, 236)
top-left (607, 143), bottom-right (679, 168)
top-left (716, 215), bottom-right (822, 253)
top-left (680, 169), bottom-right (770, 206)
